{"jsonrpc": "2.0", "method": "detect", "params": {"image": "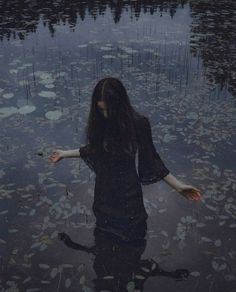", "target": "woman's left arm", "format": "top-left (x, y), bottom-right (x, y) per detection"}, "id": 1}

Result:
top-left (163, 173), bottom-right (202, 201)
